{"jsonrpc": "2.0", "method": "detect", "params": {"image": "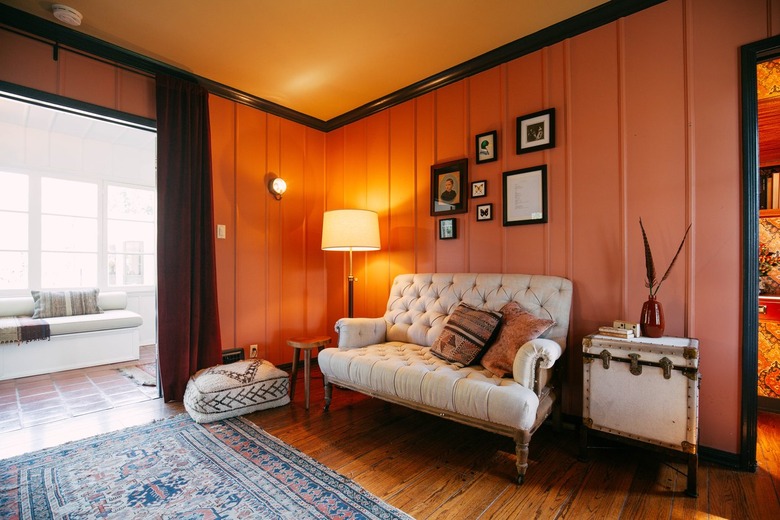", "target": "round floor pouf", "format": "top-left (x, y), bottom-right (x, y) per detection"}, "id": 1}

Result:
top-left (183, 359), bottom-right (290, 423)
